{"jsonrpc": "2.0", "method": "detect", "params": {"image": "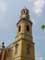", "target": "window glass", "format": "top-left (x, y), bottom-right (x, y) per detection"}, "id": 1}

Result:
top-left (26, 25), bottom-right (29, 32)
top-left (18, 25), bottom-right (21, 32)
